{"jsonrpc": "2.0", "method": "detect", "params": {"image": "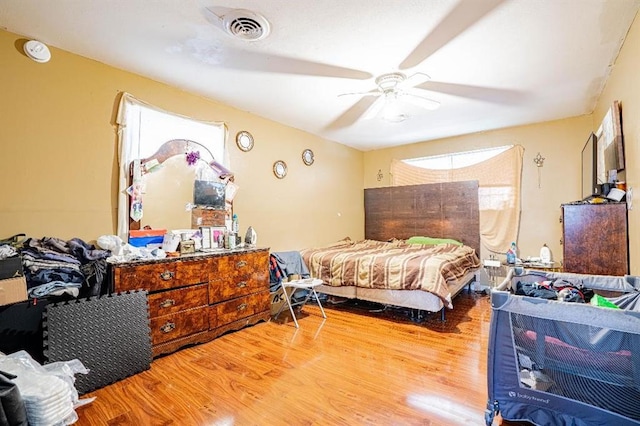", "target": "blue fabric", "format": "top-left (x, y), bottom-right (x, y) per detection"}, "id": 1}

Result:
top-left (271, 251), bottom-right (310, 279)
top-left (28, 281), bottom-right (81, 298)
